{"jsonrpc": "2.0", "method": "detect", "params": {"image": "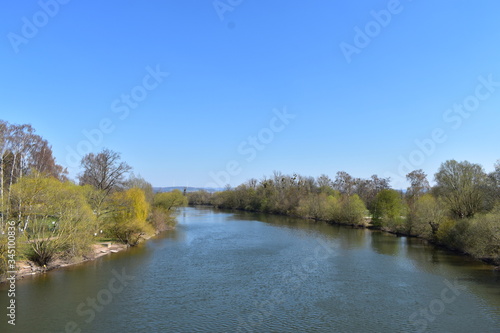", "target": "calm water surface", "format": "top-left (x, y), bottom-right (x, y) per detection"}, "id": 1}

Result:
top-left (1, 207), bottom-right (499, 332)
